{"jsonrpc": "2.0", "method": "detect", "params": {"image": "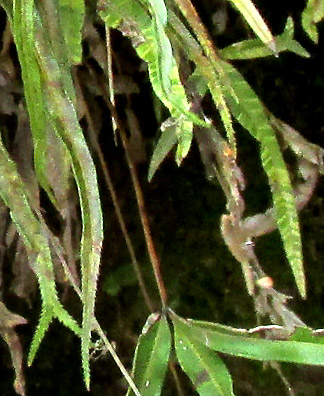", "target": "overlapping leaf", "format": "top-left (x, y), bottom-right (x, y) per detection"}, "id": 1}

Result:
top-left (11, 0), bottom-right (57, 205)
top-left (33, 13), bottom-right (103, 389)
top-left (7, 1), bottom-right (103, 389)
top-left (174, 318), bottom-right (235, 396)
